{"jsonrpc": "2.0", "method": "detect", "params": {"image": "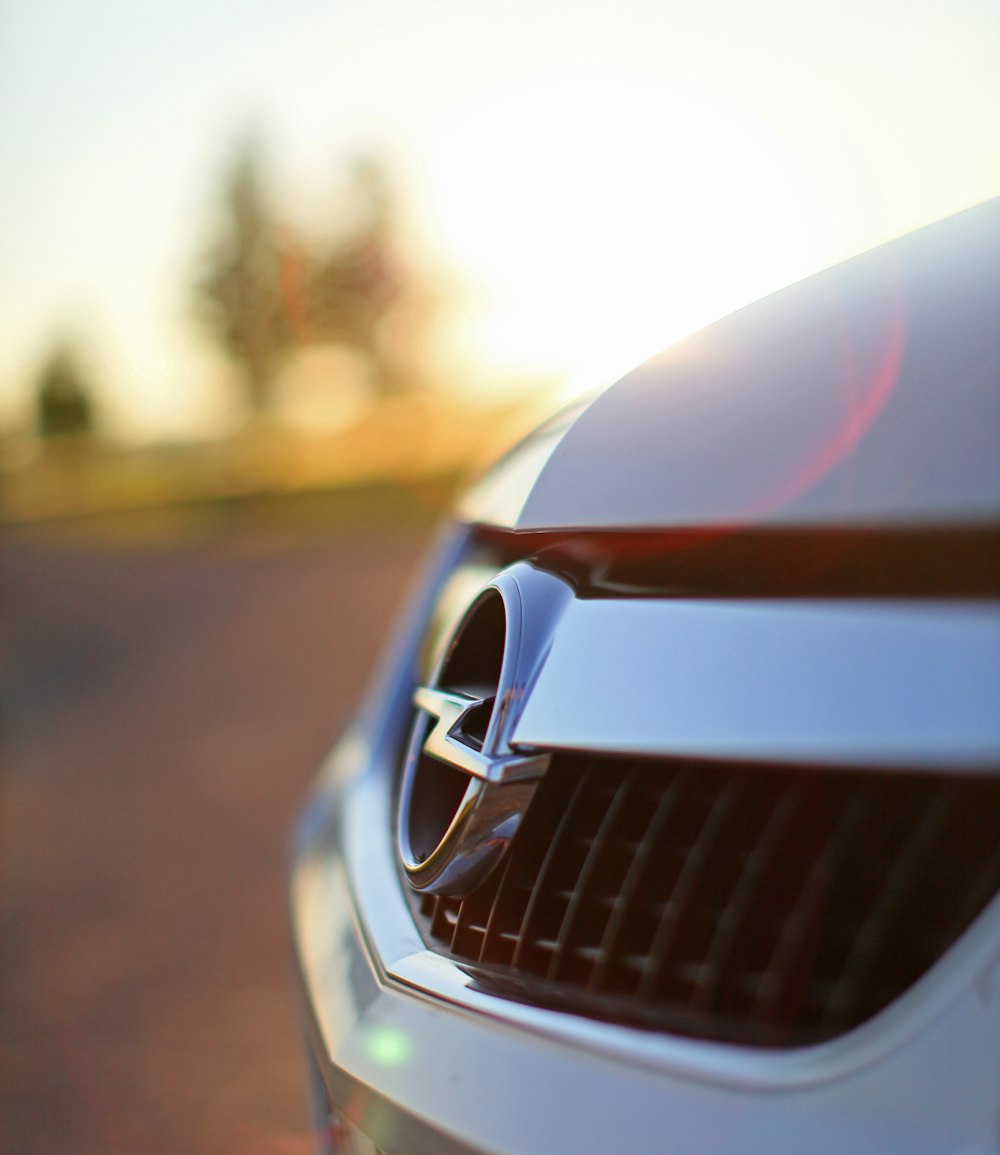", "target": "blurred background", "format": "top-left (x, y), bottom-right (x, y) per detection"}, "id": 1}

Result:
top-left (2, 0), bottom-right (998, 1151)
